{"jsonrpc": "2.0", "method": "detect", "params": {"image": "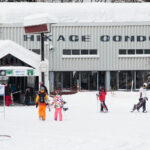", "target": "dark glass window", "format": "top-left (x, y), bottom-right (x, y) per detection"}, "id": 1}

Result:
top-left (136, 49), bottom-right (143, 54)
top-left (144, 49), bottom-right (150, 54)
top-left (128, 49), bottom-right (135, 55)
top-left (72, 49), bottom-right (80, 55)
top-left (32, 49), bottom-right (40, 55)
top-left (81, 50), bottom-right (88, 55)
top-left (90, 49), bottom-right (97, 55)
top-left (63, 49), bottom-right (71, 55)
top-left (119, 49), bottom-right (126, 55)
